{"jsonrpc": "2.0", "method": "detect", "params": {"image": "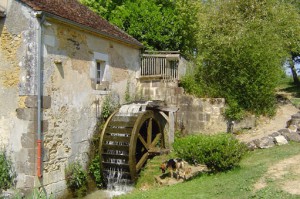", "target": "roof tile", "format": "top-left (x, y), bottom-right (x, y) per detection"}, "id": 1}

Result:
top-left (20, 0), bottom-right (143, 47)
